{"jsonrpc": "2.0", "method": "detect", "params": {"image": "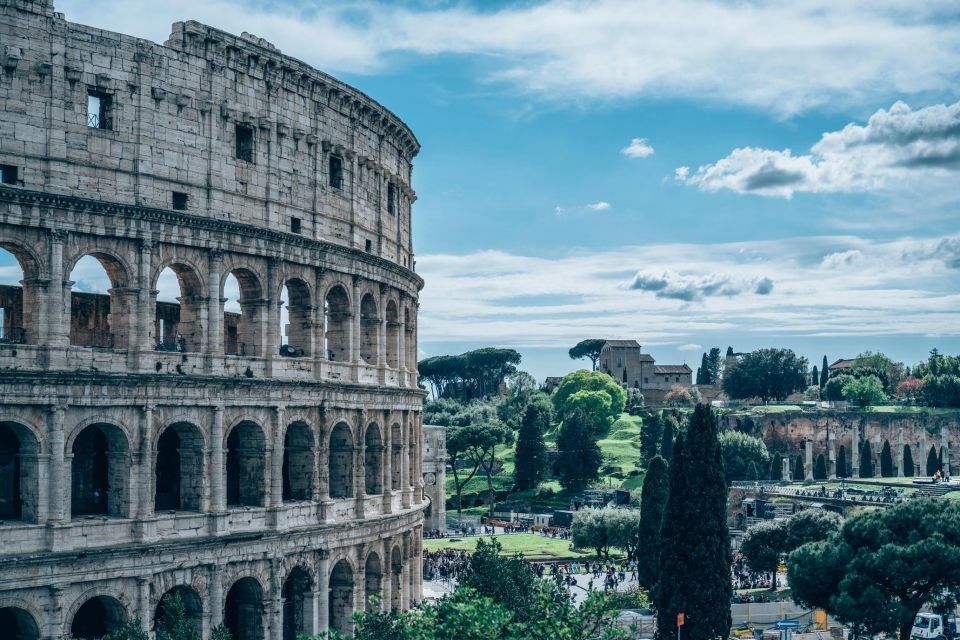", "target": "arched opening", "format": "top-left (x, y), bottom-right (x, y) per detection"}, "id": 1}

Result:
top-left (836, 445), bottom-right (848, 478)
top-left (0, 422), bottom-right (39, 521)
top-left (390, 547), bottom-right (403, 611)
top-left (71, 423), bottom-right (130, 518)
top-left (154, 264), bottom-right (204, 352)
top-left (69, 253), bottom-right (130, 349)
top-left (404, 307), bottom-right (415, 370)
top-left (391, 424), bottom-right (402, 490)
top-left (359, 293), bottom-right (378, 365)
top-left (154, 585), bottom-right (203, 636)
top-left (364, 553), bottom-right (383, 611)
top-left (385, 300), bottom-right (399, 368)
top-left (282, 567), bottom-right (312, 640)
top-left (224, 577), bottom-right (264, 640)
top-left (329, 423), bottom-right (354, 499)
top-left (226, 422), bottom-right (266, 507)
top-left (365, 424), bottom-right (383, 495)
top-left (155, 422), bottom-right (204, 512)
top-left (0, 244), bottom-right (35, 345)
top-left (860, 441), bottom-right (874, 478)
top-left (283, 422), bottom-right (314, 502)
top-left (880, 440), bottom-right (895, 477)
top-left (279, 279), bottom-right (311, 357)
top-left (324, 285), bottom-right (350, 362)
top-left (71, 595), bottom-right (127, 640)
top-left (903, 444), bottom-right (915, 477)
top-left (223, 269), bottom-right (264, 357)
top-left (329, 560), bottom-right (354, 636)
top-left (0, 606), bottom-right (39, 640)
top-left (813, 454), bottom-right (827, 480)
